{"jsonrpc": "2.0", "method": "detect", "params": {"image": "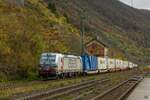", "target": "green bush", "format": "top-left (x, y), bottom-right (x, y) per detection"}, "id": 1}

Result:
top-left (0, 72), bottom-right (8, 82)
